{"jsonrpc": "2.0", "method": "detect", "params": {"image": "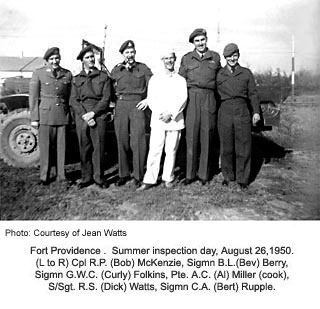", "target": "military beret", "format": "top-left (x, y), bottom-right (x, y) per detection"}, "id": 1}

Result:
top-left (189, 28), bottom-right (207, 43)
top-left (223, 43), bottom-right (239, 57)
top-left (76, 45), bottom-right (94, 61)
top-left (119, 40), bottom-right (135, 53)
top-left (43, 47), bottom-right (60, 61)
